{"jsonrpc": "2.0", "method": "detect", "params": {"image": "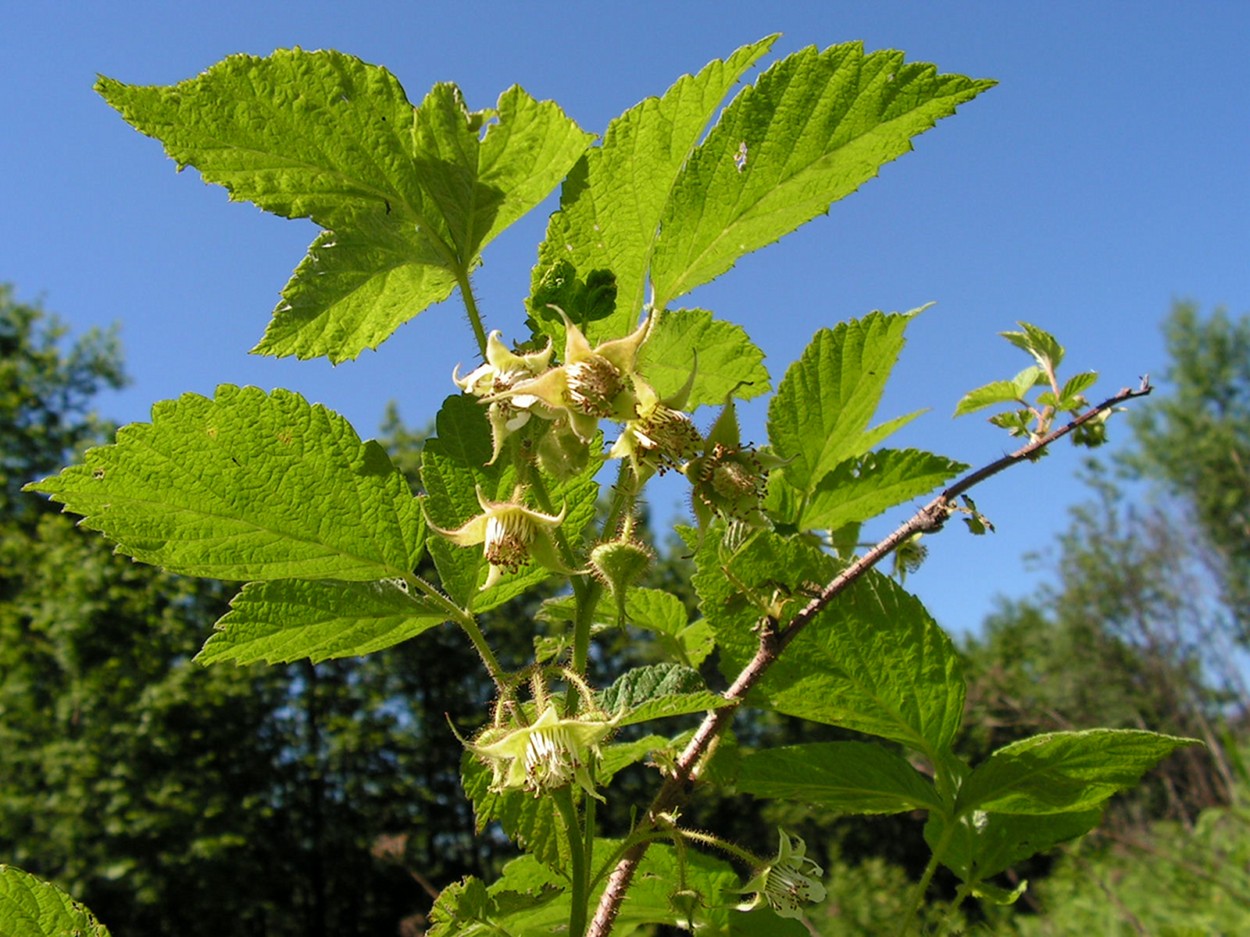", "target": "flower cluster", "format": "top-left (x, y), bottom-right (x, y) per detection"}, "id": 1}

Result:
top-left (435, 315), bottom-right (783, 581)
